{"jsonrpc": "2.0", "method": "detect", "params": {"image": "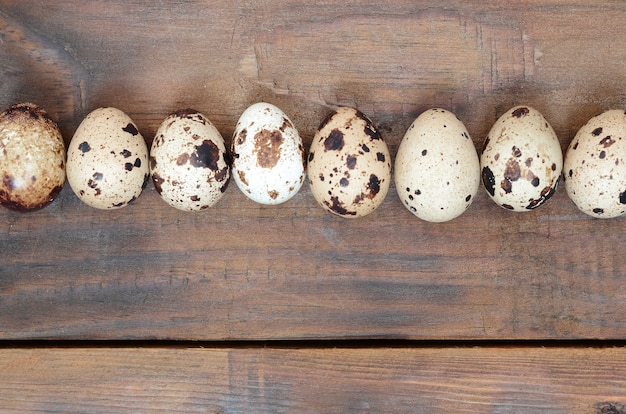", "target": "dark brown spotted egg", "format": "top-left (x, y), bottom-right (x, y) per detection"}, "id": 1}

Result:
top-left (480, 105), bottom-right (562, 211)
top-left (307, 107), bottom-right (391, 218)
top-left (150, 109), bottom-right (230, 211)
top-left (395, 108), bottom-right (480, 222)
top-left (564, 109), bottom-right (626, 218)
top-left (231, 102), bottom-right (305, 204)
top-left (0, 103), bottom-right (66, 211)
top-left (66, 107), bottom-right (149, 209)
